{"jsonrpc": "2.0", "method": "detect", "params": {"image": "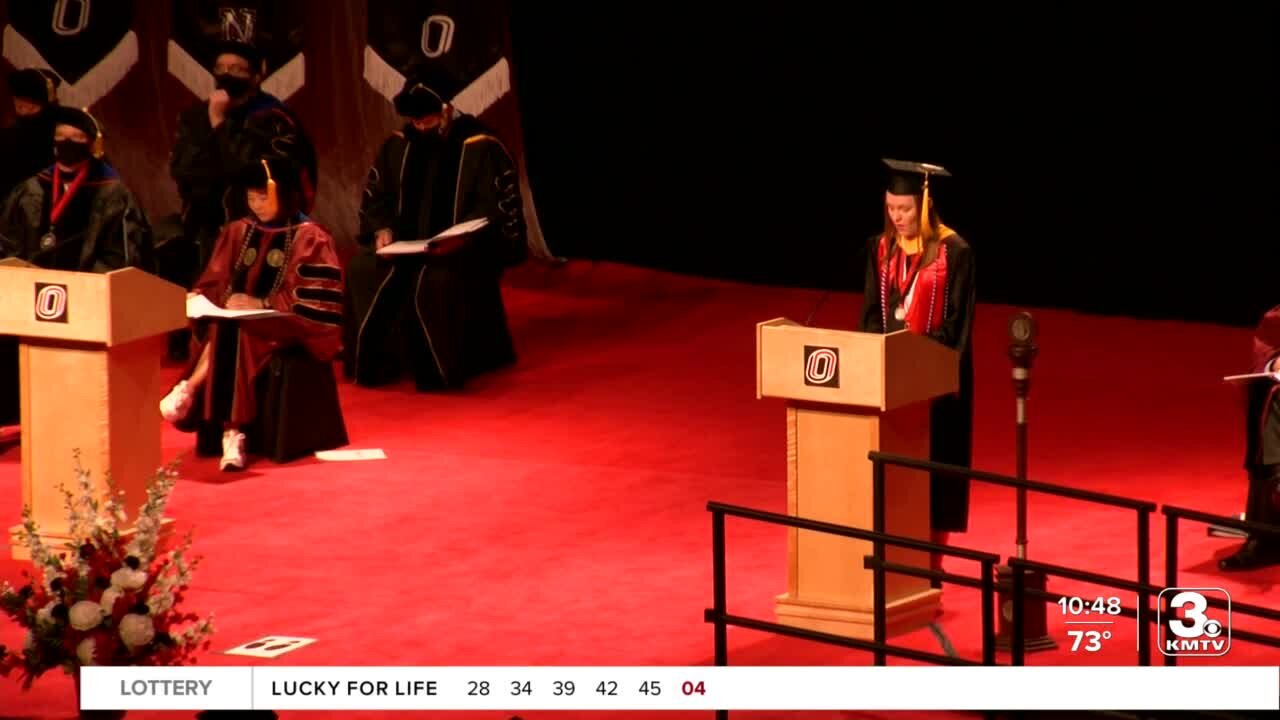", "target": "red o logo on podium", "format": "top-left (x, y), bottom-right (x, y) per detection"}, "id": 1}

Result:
top-left (34, 283), bottom-right (69, 323)
top-left (803, 345), bottom-right (839, 387)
